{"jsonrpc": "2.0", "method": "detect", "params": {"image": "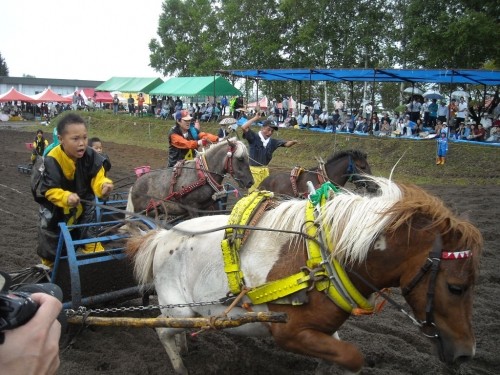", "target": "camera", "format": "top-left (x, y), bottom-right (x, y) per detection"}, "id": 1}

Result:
top-left (0, 271), bottom-right (62, 338)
